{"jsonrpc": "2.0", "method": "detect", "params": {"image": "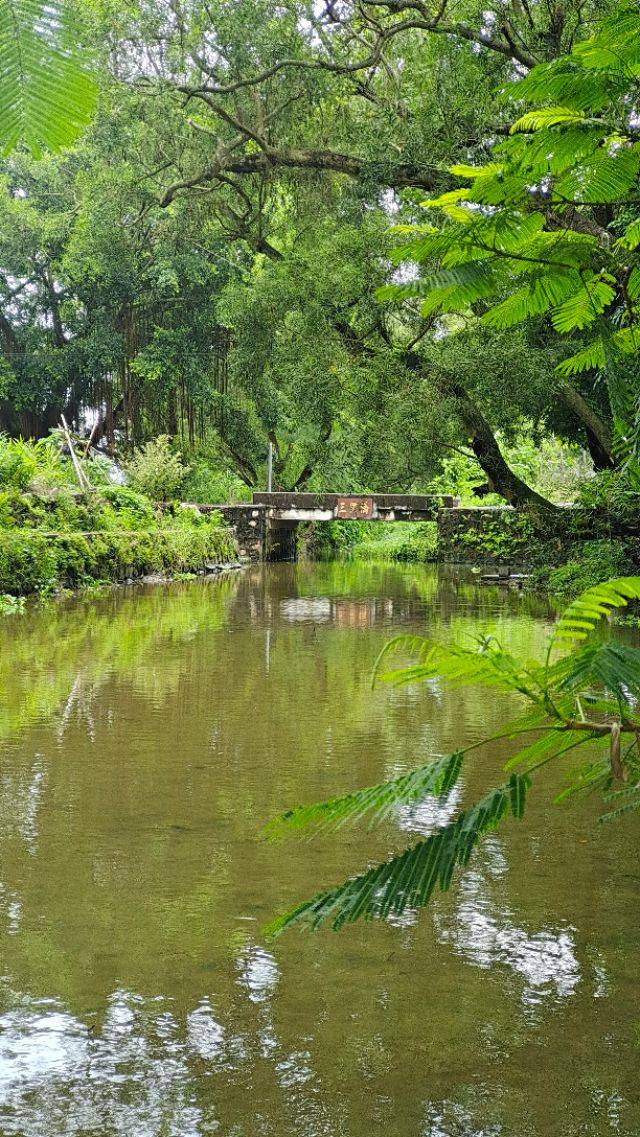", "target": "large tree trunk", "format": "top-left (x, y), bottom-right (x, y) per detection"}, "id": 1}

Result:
top-left (406, 354), bottom-right (562, 522)
top-left (557, 382), bottom-right (614, 470)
